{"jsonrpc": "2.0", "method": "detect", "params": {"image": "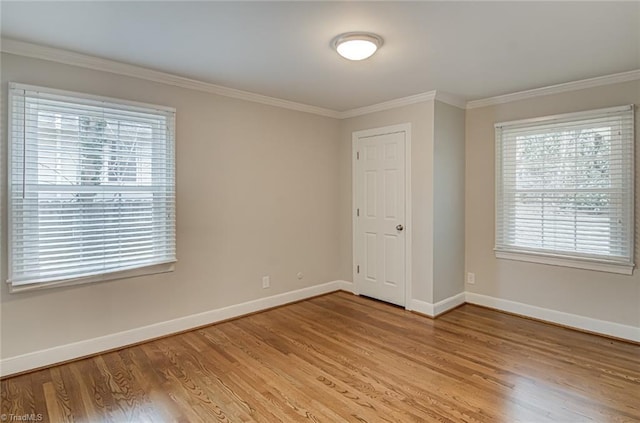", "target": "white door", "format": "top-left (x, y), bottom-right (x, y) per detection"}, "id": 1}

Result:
top-left (353, 127), bottom-right (407, 306)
